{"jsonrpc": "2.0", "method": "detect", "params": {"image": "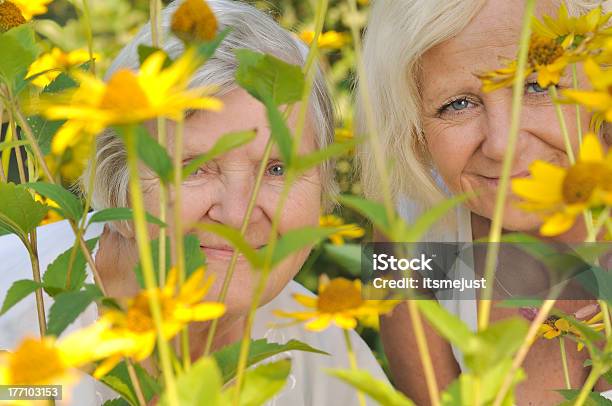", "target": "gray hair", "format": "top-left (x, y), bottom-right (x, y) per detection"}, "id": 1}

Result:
top-left (82, 0), bottom-right (336, 221)
top-left (356, 0), bottom-right (611, 227)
